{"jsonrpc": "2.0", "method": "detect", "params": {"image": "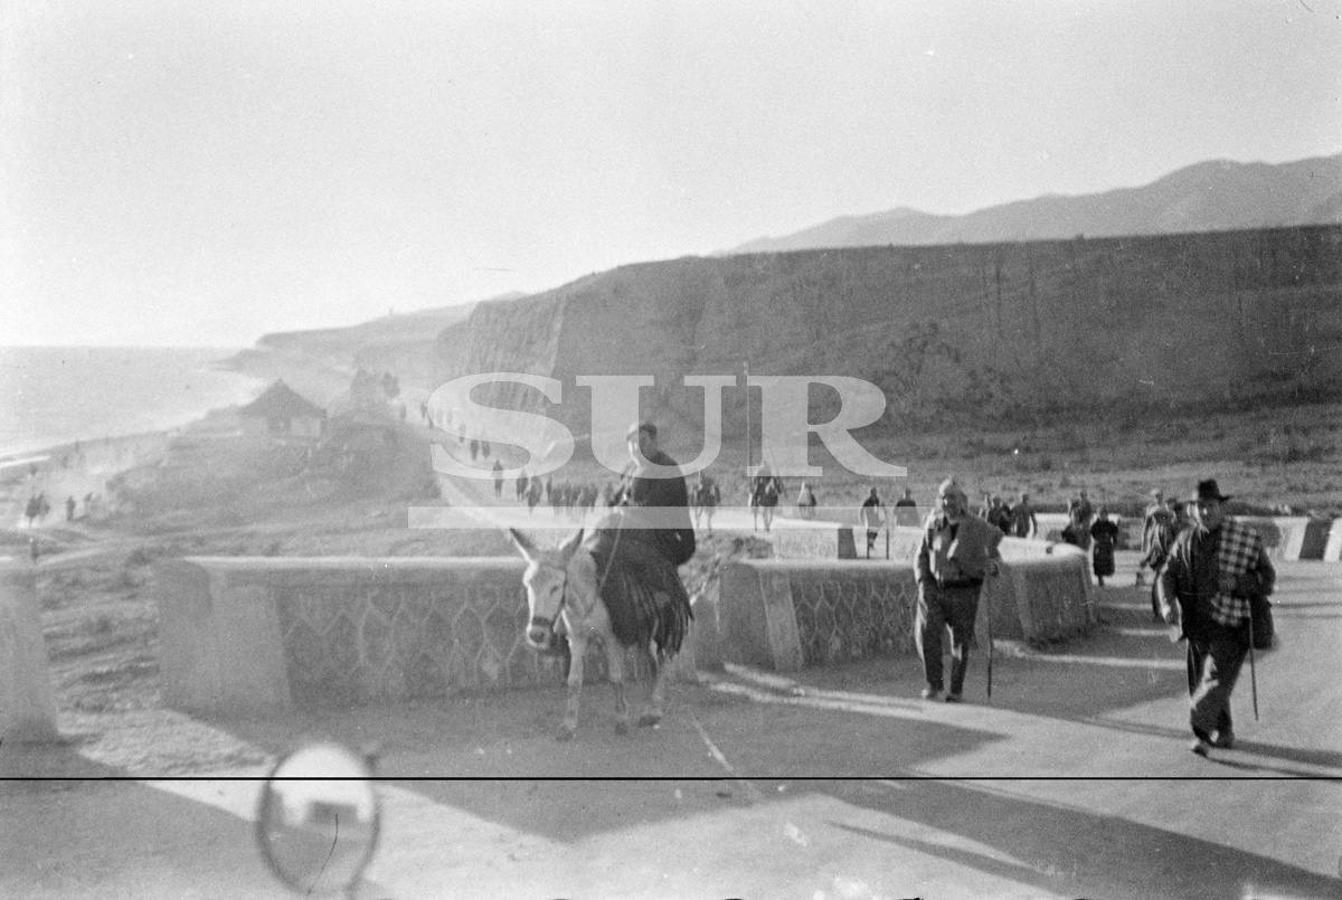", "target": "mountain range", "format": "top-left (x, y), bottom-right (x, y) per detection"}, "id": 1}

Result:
top-left (725, 154), bottom-right (1342, 254)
